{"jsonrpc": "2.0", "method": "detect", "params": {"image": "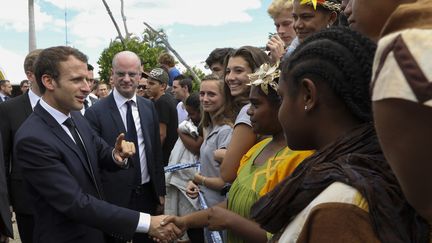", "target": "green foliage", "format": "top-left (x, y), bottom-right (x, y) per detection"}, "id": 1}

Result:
top-left (97, 35), bottom-right (165, 82)
top-left (183, 66), bottom-right (205, 92)
top-left (142, 28), bottom-right (167, 48)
